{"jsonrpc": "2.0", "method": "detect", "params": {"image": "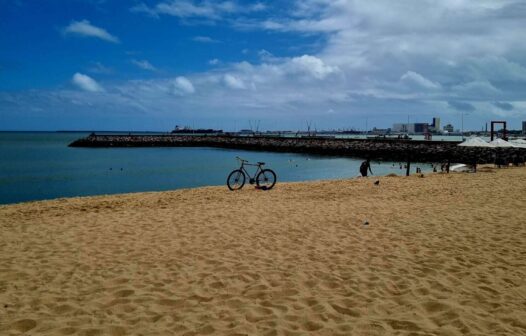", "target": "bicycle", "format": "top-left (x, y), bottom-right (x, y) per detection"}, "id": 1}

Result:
top-left (227, 157), bottom-right (277, 191)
